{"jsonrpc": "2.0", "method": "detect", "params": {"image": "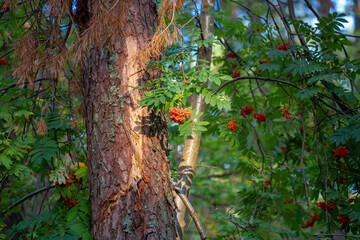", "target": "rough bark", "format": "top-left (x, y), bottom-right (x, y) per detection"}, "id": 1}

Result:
top-left (82, 1), bottom-right (178, 239)
top-left (174, 0), bottom-right (215, 237)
